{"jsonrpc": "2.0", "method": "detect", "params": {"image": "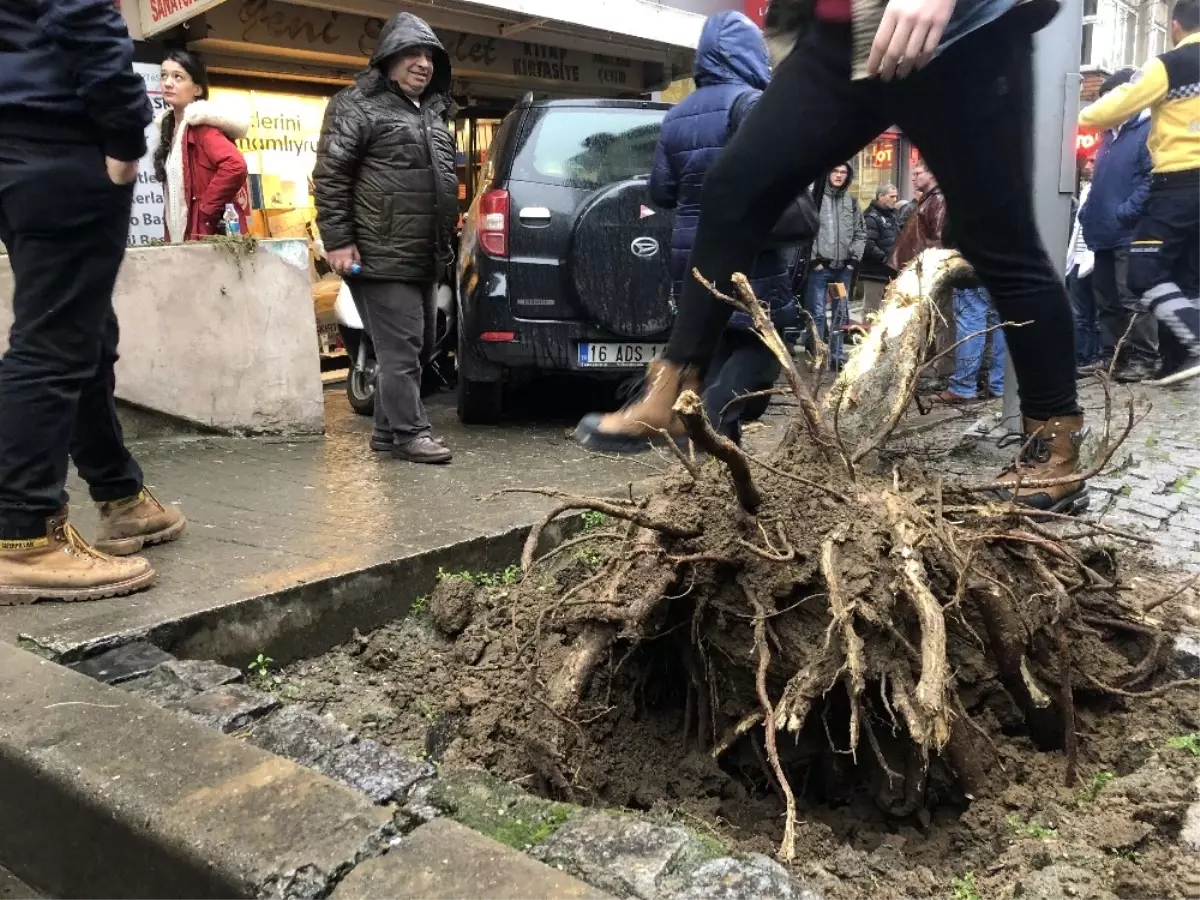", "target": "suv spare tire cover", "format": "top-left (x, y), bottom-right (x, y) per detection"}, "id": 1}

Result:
top-left (568, 179), bottom-right (675, 339)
